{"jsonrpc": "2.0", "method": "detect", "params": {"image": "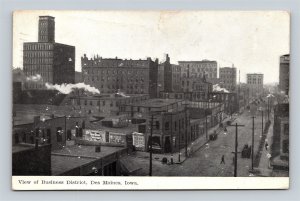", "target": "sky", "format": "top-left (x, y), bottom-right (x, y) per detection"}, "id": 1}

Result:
top-left (13, 10), bottom-right (290, 83)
